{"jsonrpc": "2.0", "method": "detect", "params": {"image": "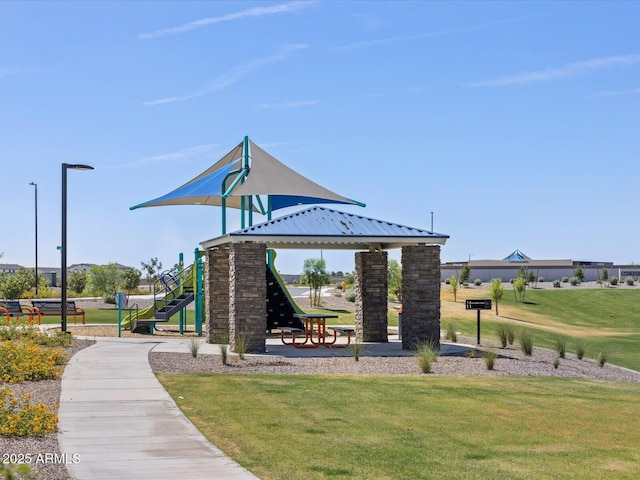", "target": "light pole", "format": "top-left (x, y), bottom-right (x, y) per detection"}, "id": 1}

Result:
top-left (29, 182), bottom-right (38, 297)
top-left (61, 163), bottom-right (94, 332)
